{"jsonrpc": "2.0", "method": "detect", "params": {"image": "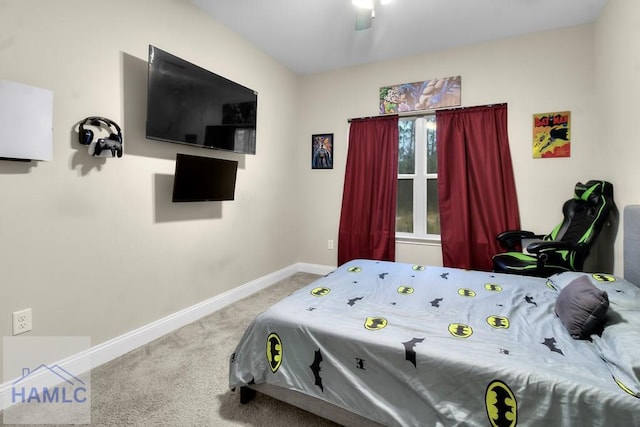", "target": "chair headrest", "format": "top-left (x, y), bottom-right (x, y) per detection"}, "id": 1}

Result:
top-left (574, 180), bottom-right (613, 203)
